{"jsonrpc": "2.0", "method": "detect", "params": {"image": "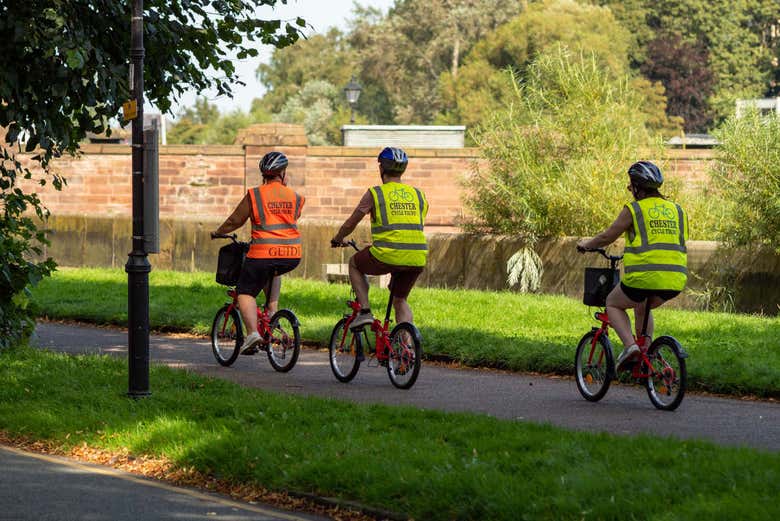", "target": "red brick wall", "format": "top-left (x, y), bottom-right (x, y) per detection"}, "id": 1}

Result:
top-left (16, 143), bottom-right (712, 229)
